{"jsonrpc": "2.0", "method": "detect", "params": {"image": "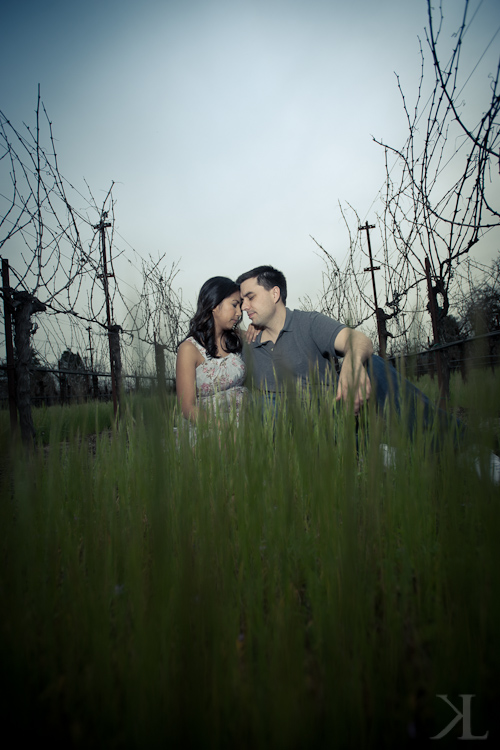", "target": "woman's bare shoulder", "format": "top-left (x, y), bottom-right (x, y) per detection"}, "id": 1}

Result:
top-left (178, 338), bottom-right (204, 365)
